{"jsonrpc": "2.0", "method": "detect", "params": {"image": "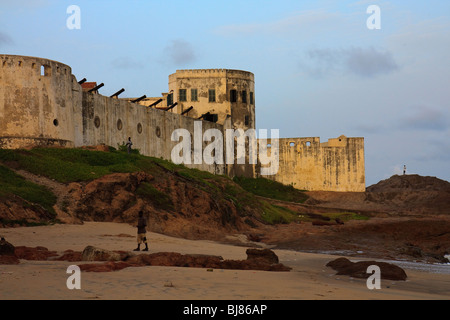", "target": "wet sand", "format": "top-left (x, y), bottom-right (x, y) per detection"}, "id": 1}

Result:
top-left (0, 222), bottom-right (449, 300)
